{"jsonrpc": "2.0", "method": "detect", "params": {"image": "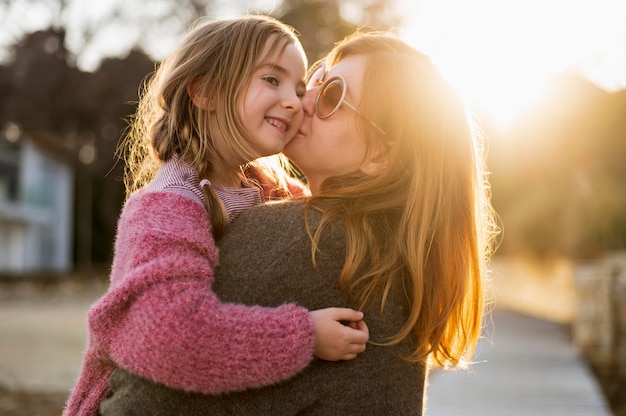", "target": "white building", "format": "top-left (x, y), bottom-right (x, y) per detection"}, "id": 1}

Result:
top-left (0, 128), bottom-right (74, 273)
